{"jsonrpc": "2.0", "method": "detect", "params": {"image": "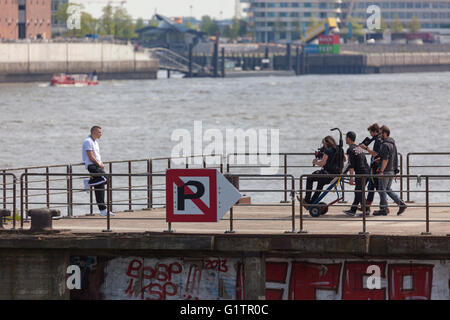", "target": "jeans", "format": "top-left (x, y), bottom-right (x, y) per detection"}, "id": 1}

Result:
top-left (87, 164), bottom-right (107, 211)
top-left (378, 171), bottom-right (402, 210)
